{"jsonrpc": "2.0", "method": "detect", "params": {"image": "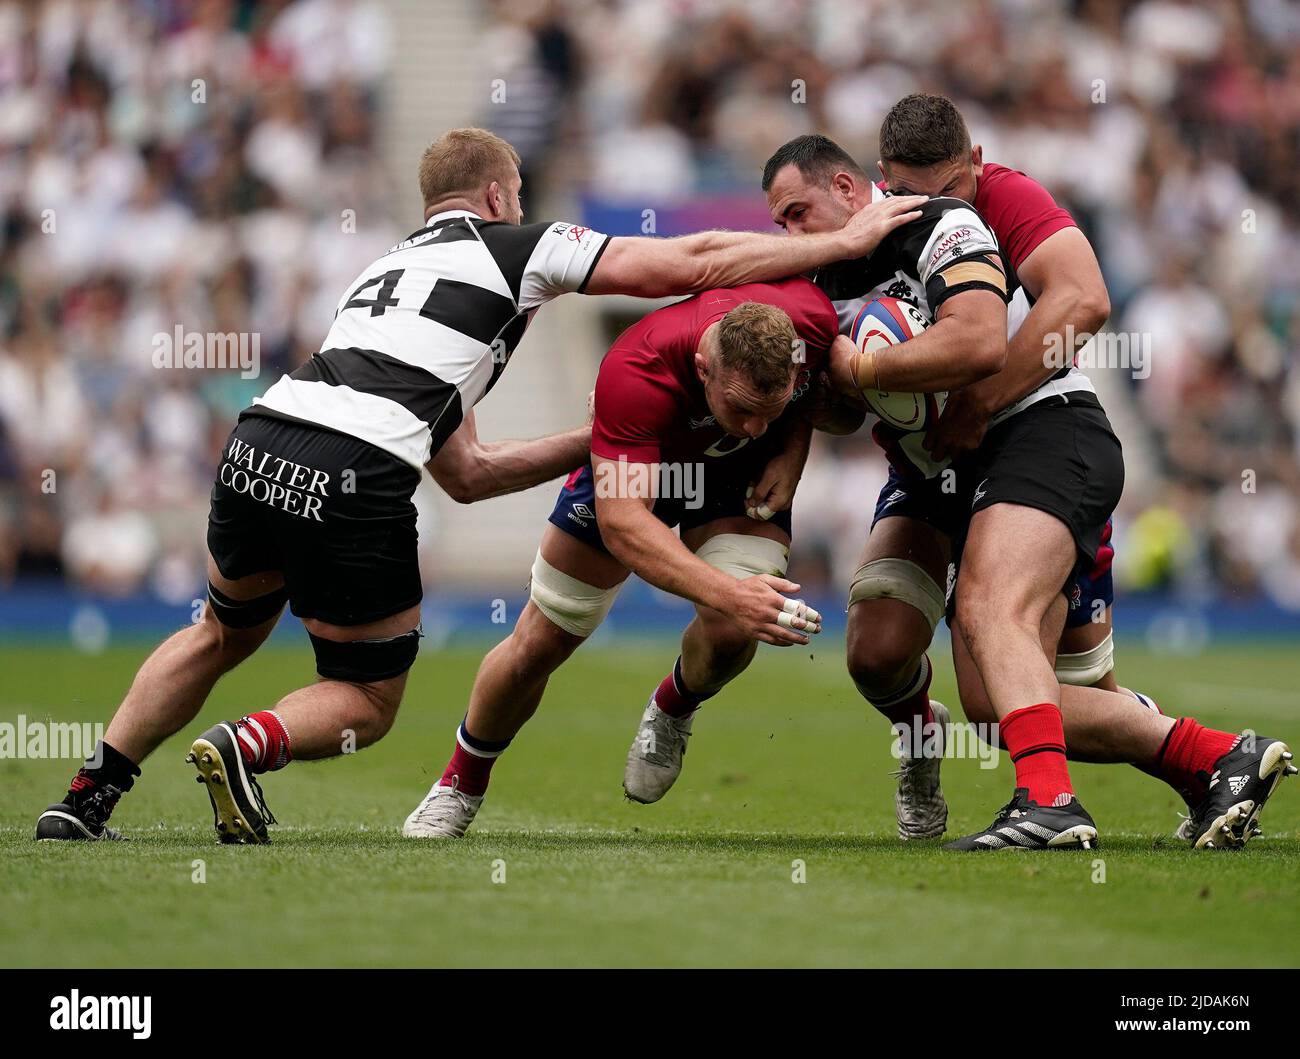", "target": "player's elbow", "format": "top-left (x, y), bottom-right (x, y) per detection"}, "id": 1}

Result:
top-left (441, 472), bottom-right (482, 504)
top-left (1075, 283), bottom-right (1111, 335)
top-left (436, 458), bottom-right (490, 504)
